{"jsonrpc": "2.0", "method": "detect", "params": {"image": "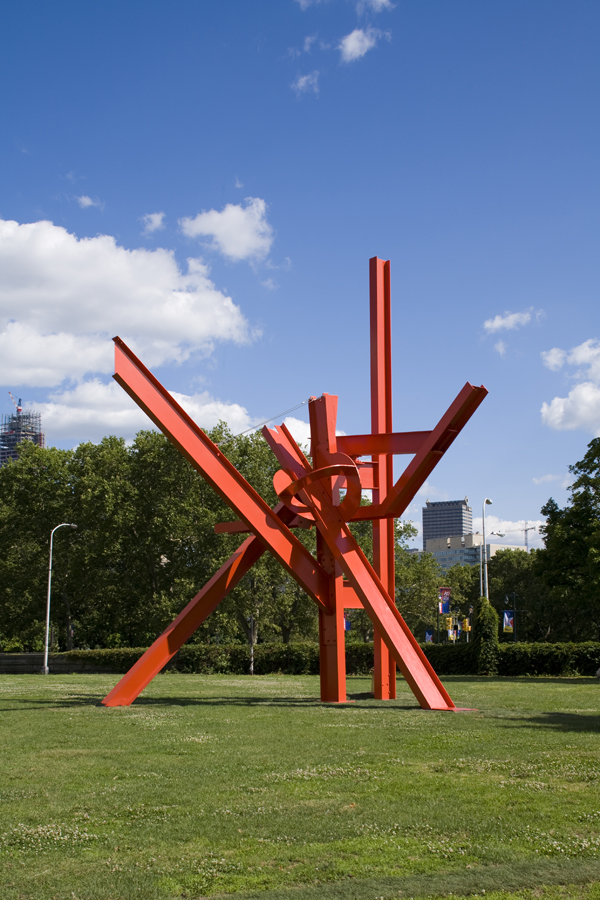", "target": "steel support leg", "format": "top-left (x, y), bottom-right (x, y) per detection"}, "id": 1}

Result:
top-left (317, 534), bottom-right (347, 702)
top-left (370, 257), bottom-right (396, 699)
